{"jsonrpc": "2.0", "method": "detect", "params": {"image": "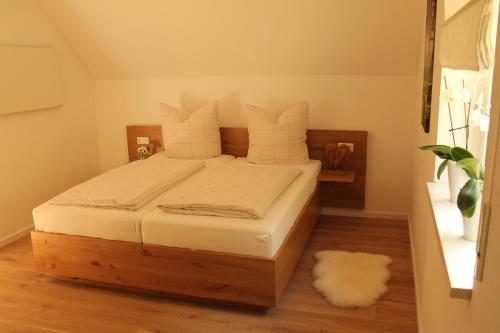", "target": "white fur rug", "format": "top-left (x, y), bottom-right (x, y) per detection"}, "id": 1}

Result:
top-left (312, 251), bottom-right (392, 308)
